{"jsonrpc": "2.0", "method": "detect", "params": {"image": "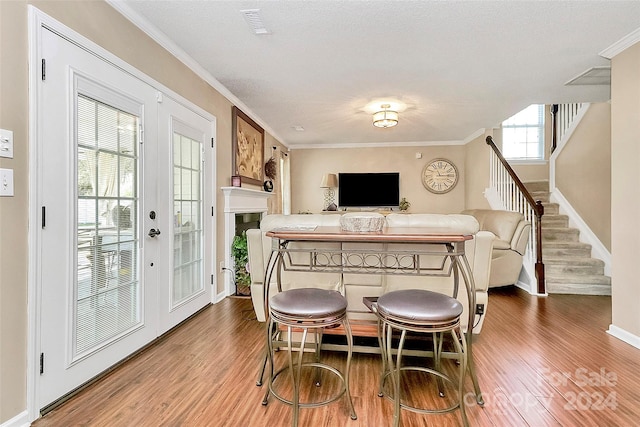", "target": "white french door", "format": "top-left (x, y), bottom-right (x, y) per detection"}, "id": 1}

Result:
top-left (157, 98), bottom-right (213, 332)
top-left (36, 25), bottom-right (213, 409)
